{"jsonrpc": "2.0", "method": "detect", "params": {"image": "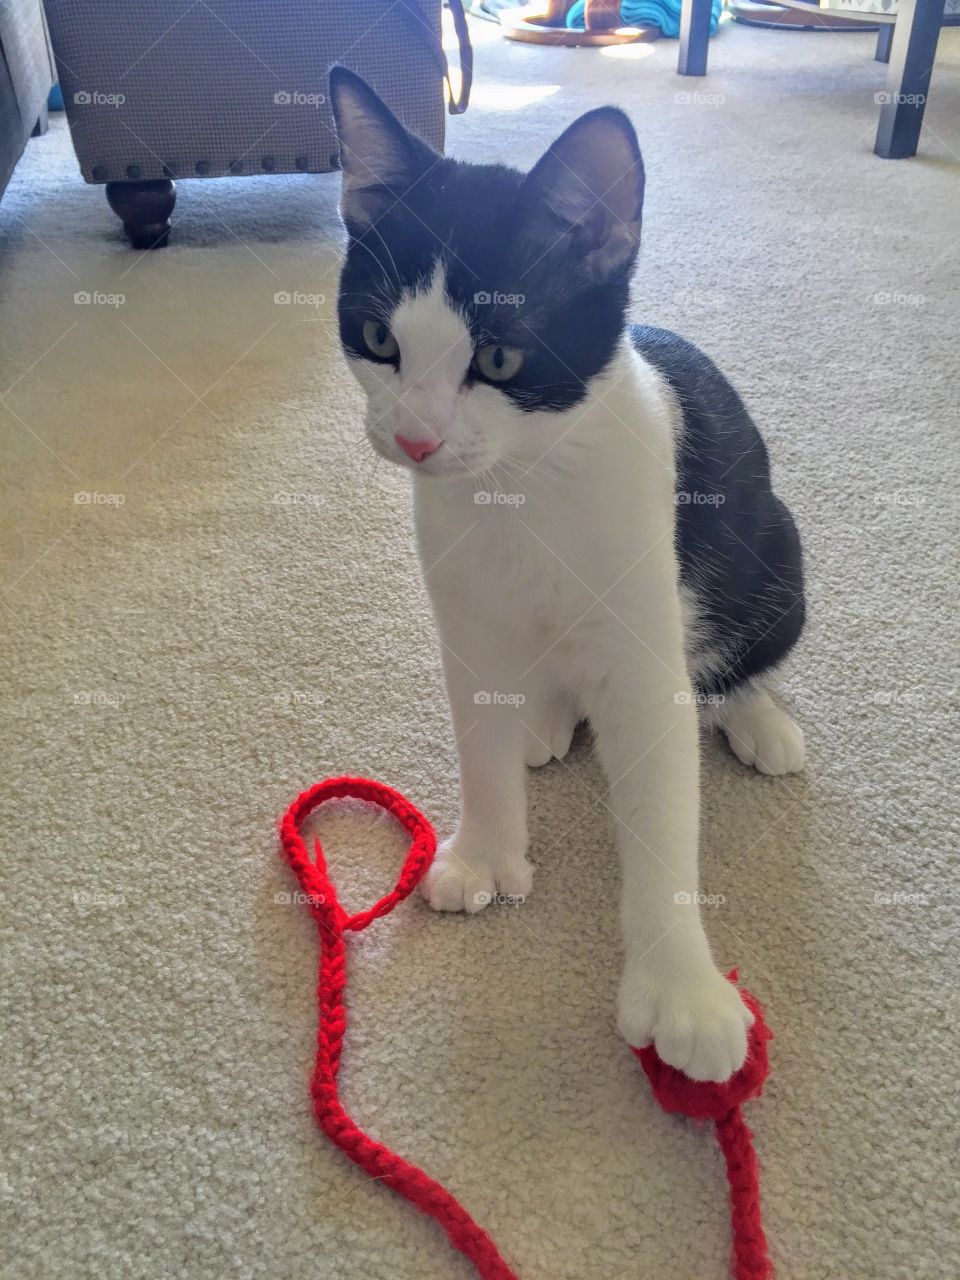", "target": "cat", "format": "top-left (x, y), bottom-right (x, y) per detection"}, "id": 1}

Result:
top-left (329, 67), bottom-right (805, 1082)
